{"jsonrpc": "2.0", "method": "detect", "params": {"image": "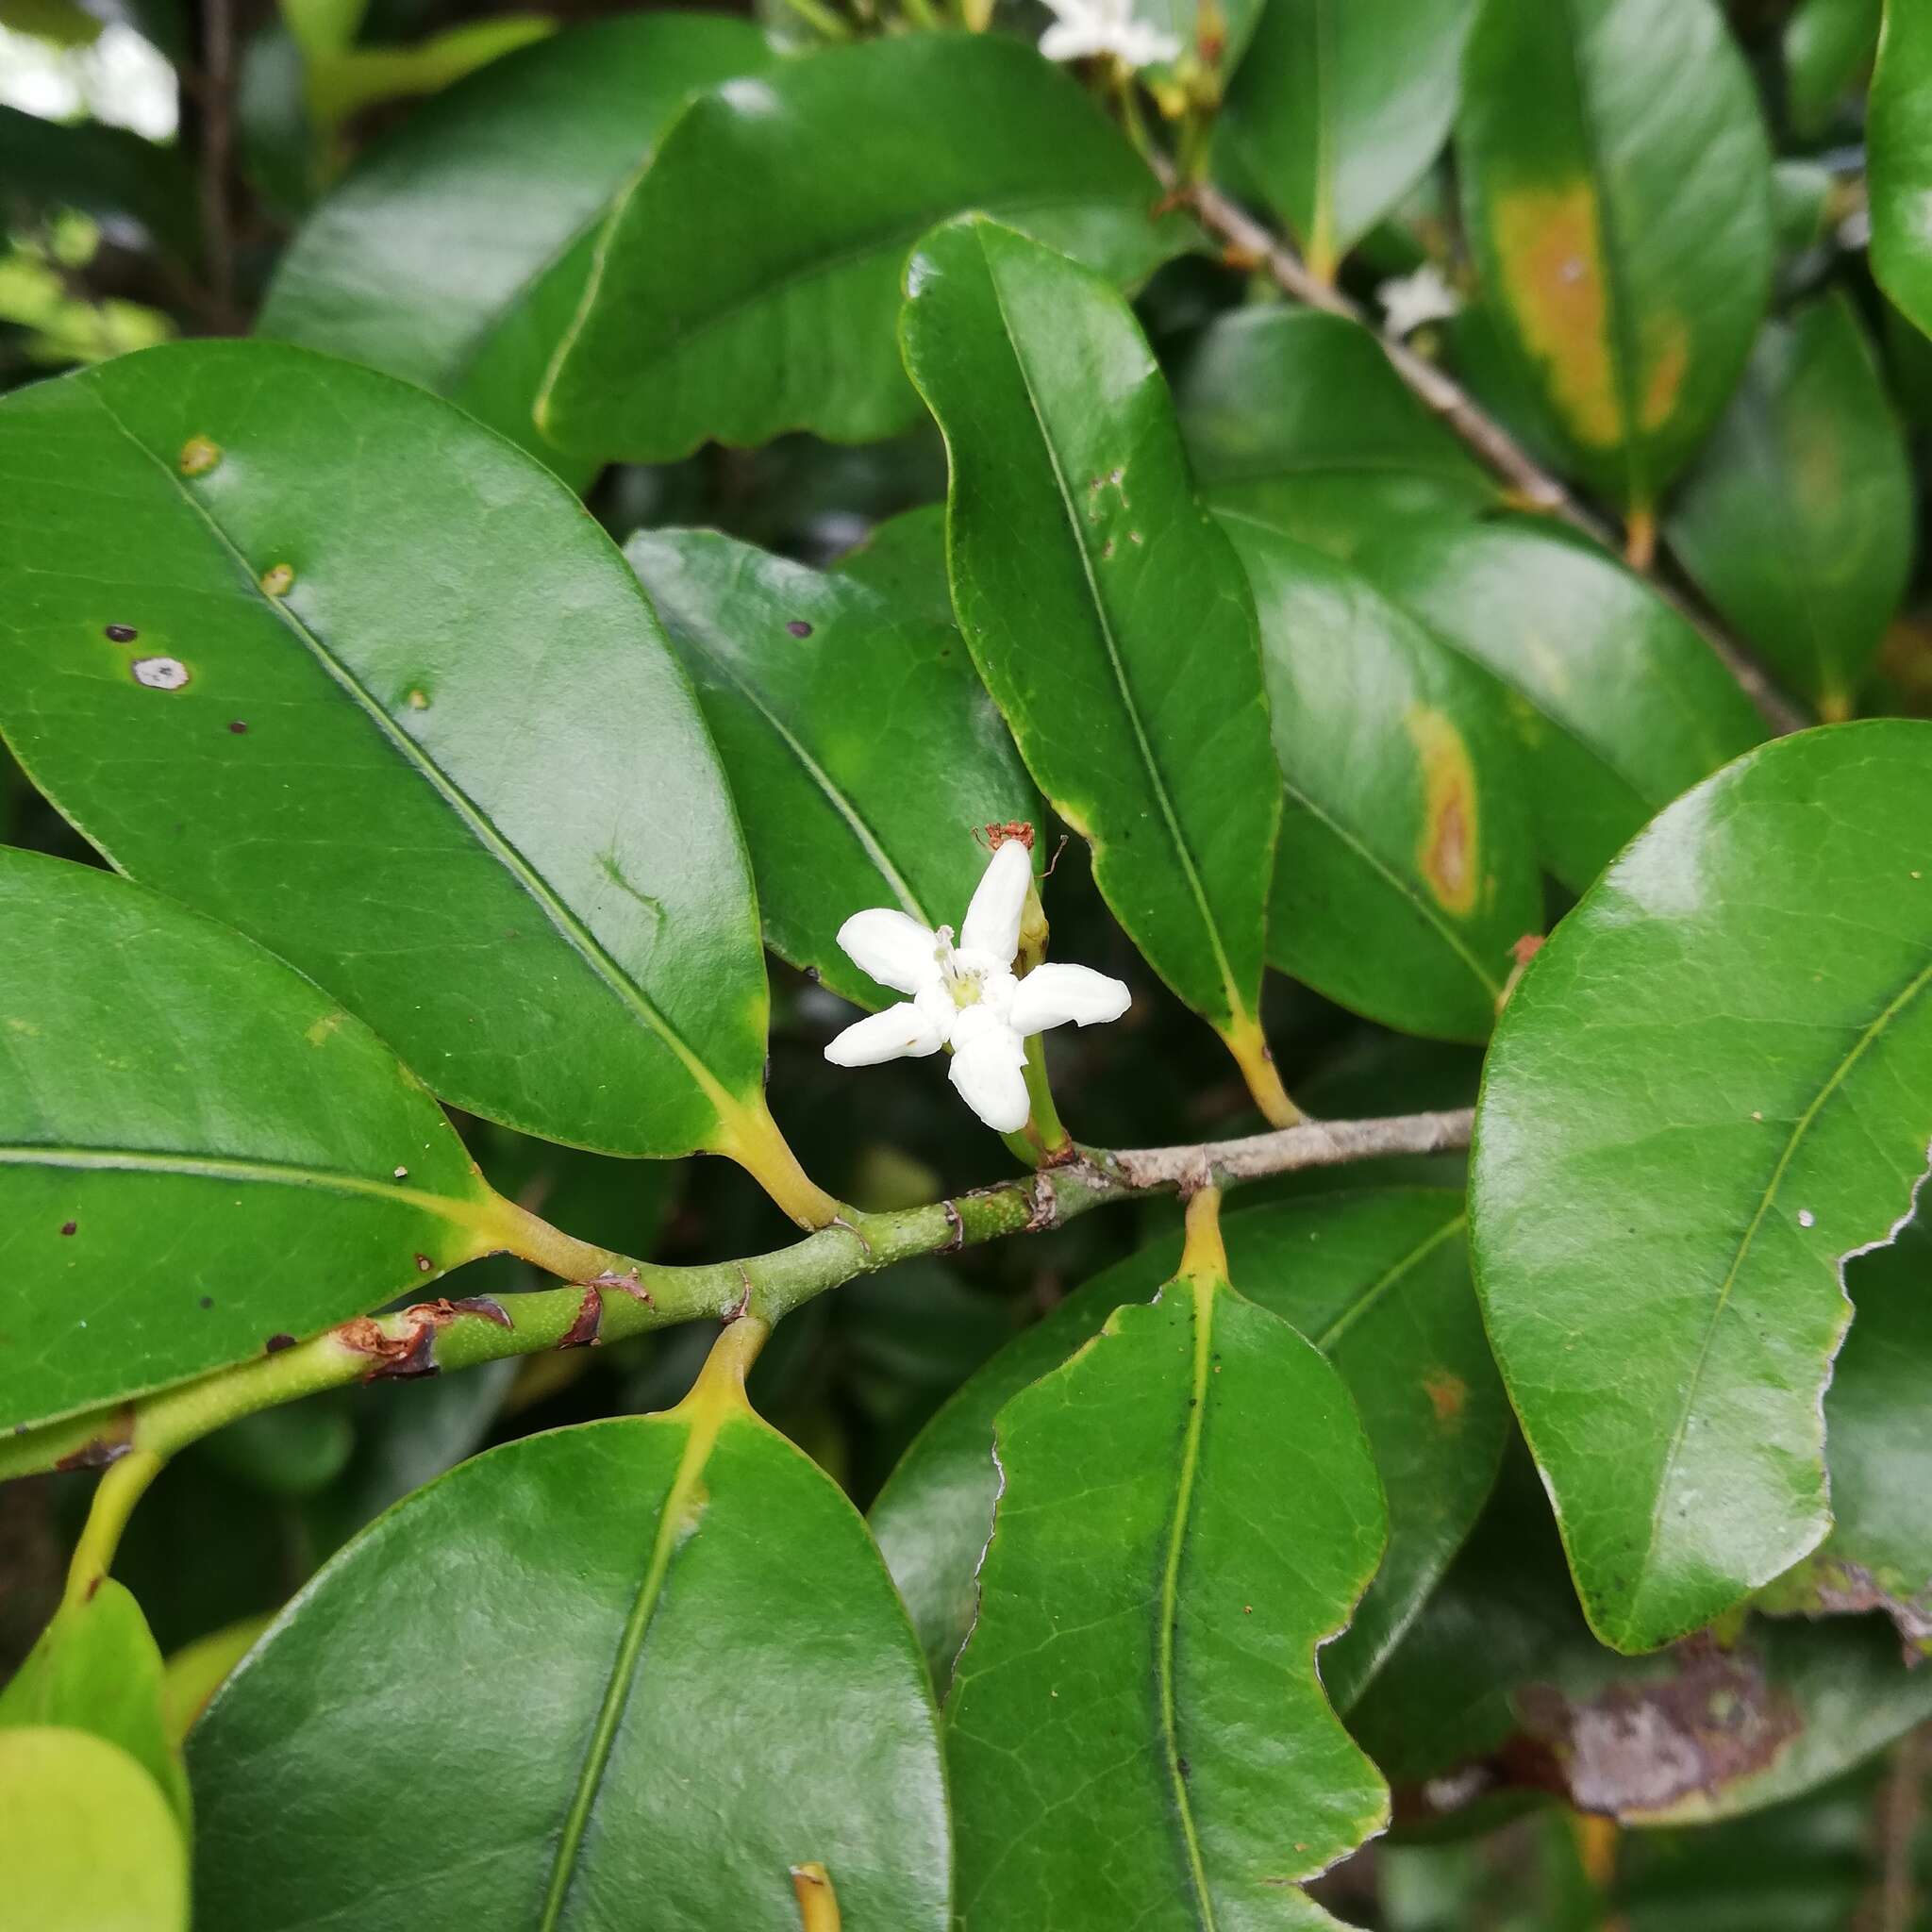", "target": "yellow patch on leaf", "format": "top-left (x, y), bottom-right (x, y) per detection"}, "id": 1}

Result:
top-left (1404, 707), bottom-right (1481, 919)
top-left (1491, 181), bottom-right (1620, 447)
top-left (1423, 1367), bottom-right (1468, 1426)
top-left (1640, 312), bottom-right (1690, 432)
